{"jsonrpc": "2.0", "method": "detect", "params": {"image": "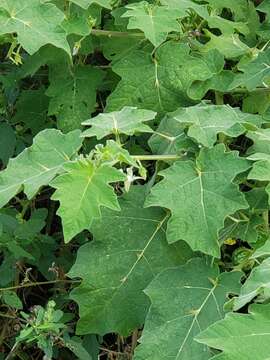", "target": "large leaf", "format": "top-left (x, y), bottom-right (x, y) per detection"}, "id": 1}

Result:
top-left (170, 104), bottom-right (262, 147)
top-left (0, 129), bottom-right (82, 208)
top-left (106, 42), bottom-right (224, 113)
top-left (50, 159), bottom-right (126, 242)
top-left (46, 63), bottom-right (104, 132)
top-left (81, 106), bottom-right (156, 139)
top-left (134, 258), bottom-right (242, 360)
top-left (146, 144), bottom-right (250, 257)
top-left (68, 187), bottom-right (192, 335)
top-left (0, 0), bottom-right (69, 55)
top-left (196, 303), bottom-right (270, 360)
top-left (233, 257), bottom-right (270, 310)
top-left (122, 1), bottom-right (182, 47)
